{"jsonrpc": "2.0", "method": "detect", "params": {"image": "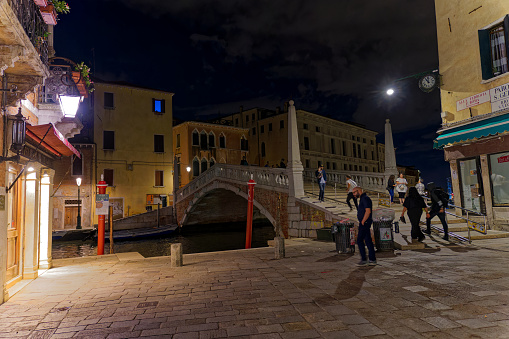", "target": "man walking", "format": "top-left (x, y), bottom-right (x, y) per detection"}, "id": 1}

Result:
top-left (352, 186), bottom-right (376, 266)
top-left (425, 182), bottom-right (450, 240)
top-left (346, 175), bottom-right (358, 211)
top-left (315, 165), bottom-right (326, 202)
